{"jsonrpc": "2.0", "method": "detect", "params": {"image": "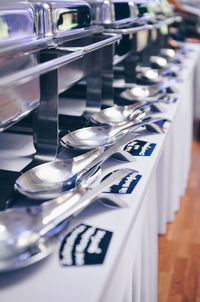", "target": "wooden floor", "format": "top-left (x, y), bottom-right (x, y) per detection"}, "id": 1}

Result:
top-left (158, 140), bottom-right (200, 302)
